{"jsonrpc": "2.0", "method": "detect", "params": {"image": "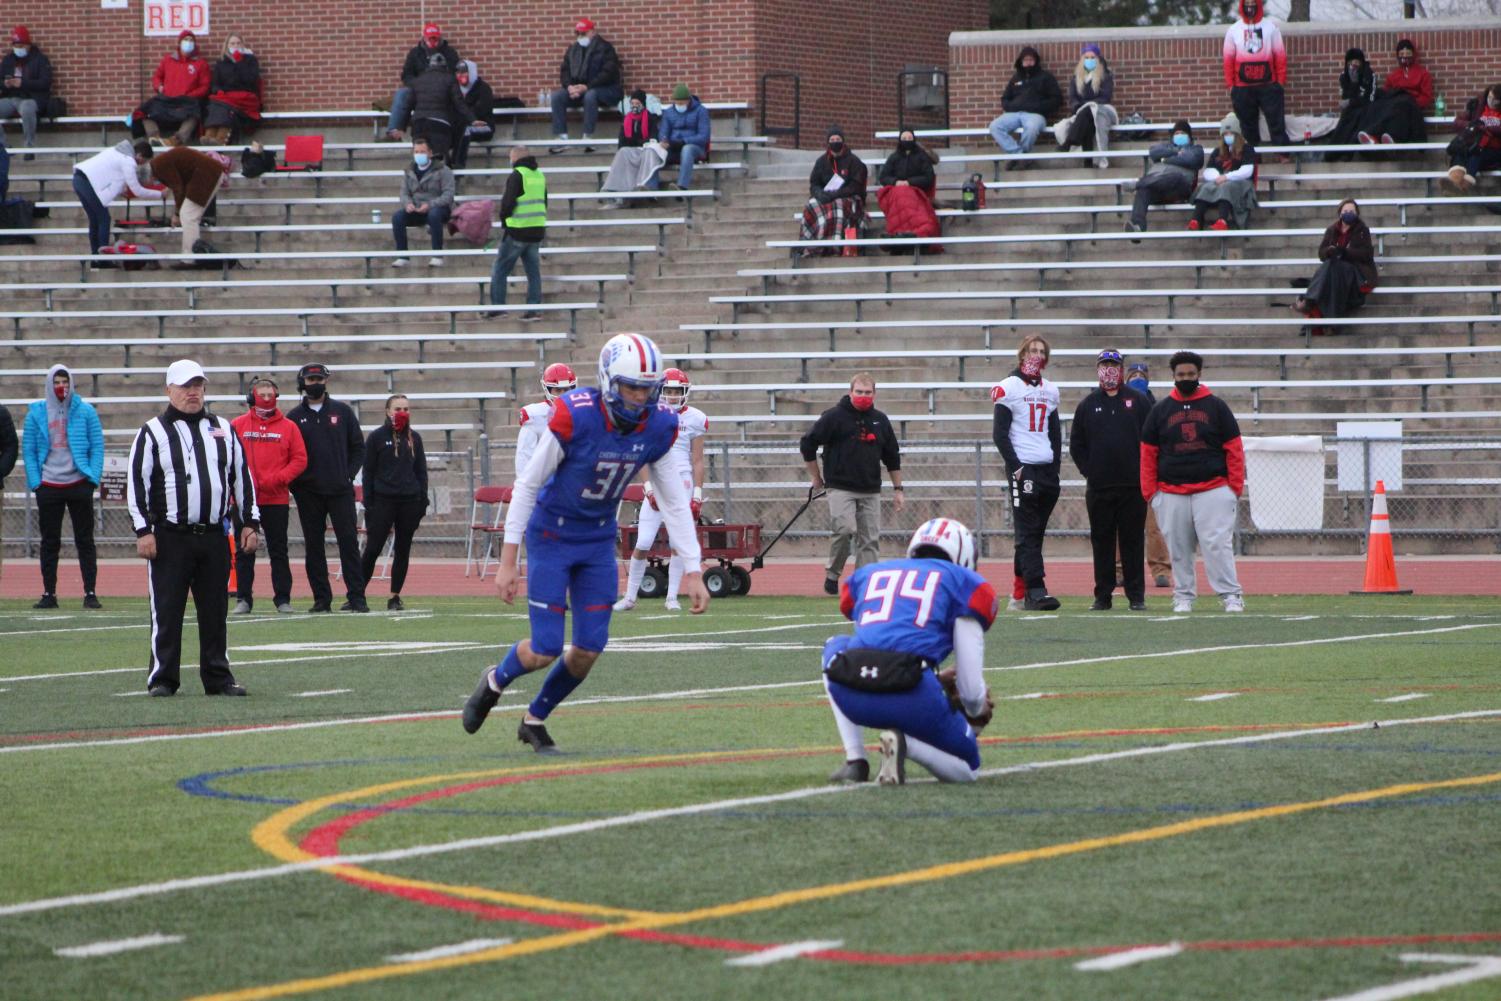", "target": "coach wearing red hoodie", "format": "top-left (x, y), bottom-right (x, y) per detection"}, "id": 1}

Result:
top-left (1139, 351), bottom-right (1245, 614)
top-left (231, 378), bottom-right (307, 613)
